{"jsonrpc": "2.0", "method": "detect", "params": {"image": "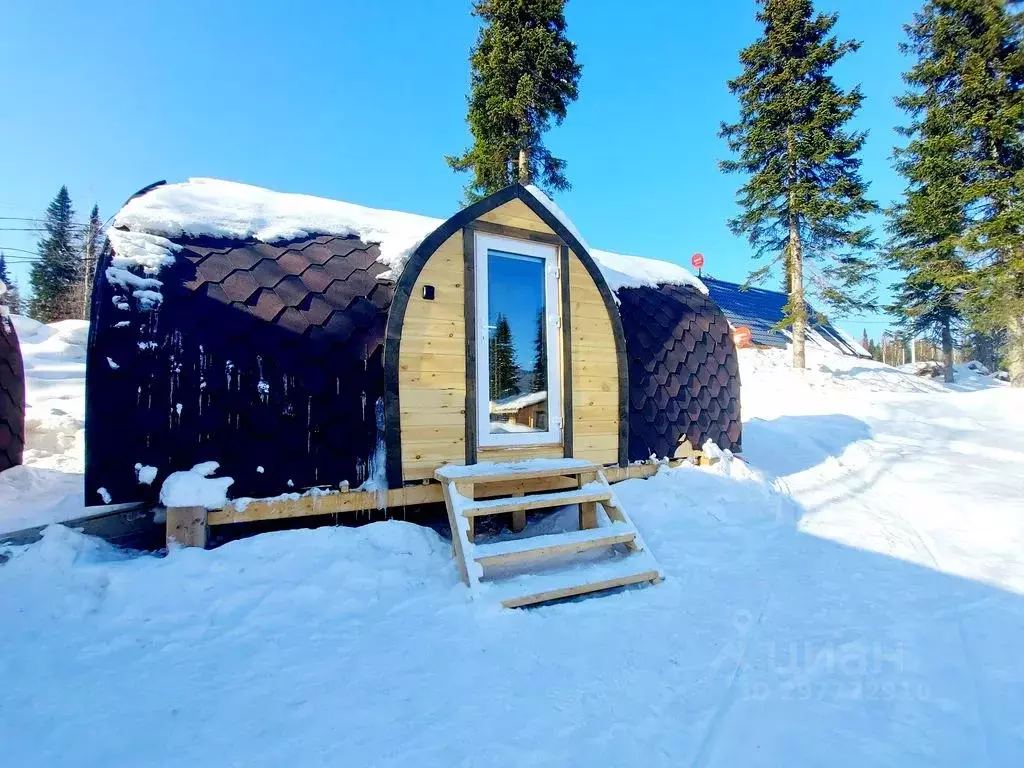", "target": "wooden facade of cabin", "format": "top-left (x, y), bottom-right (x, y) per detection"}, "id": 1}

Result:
top-left (86, 181), bottom-right (739, 509)
top-left (384, 186), bottom-right (625, 487)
